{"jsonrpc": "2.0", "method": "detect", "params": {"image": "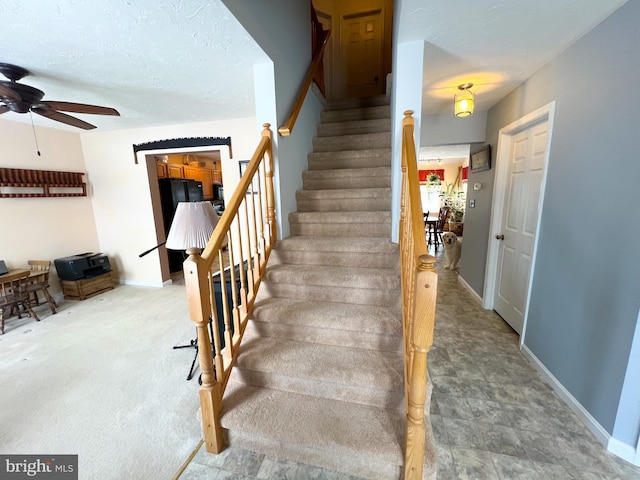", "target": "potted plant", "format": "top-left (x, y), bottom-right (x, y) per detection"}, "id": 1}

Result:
top-left (440, 183), bottom-right (465, 235)
top-left (426, 172), bottom-right (441, 185)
